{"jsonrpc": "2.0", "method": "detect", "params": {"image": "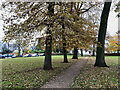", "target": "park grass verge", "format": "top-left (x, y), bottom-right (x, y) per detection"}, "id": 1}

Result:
top-left (71, 56), bottom-right (119, 88)
top-left (1, 55), bottom-right (78, 88)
